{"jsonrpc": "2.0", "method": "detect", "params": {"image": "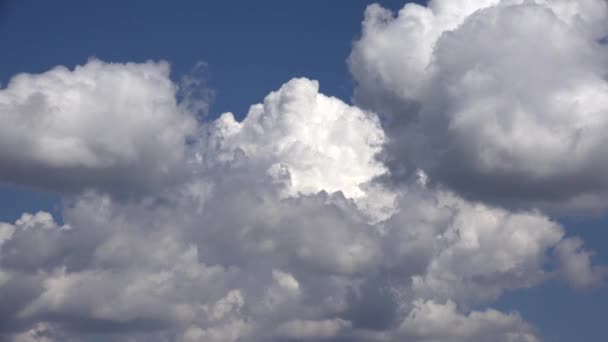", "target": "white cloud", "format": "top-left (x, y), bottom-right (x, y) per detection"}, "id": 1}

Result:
top-left (277, 318), bottom-right (352, 340)
top-left (407, 193), bottom-right (564, 304)
top-left (201, 78), bottom-right (387, 200)
top-left (11, 323), bottom-right (57, 342)
top-left (398, 299), bottom-right (539, 342)
top-left (349, 0), bottom-right (608, 213)
top-left (555, 237), bottom-right (606, 289)
top-left (0, 59), bottom-right (197, 196)
top-left (349, 0), bottom-right (500, 107)
top-left (272, 269), bottom-right (300, 293)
